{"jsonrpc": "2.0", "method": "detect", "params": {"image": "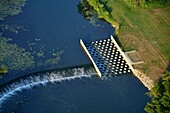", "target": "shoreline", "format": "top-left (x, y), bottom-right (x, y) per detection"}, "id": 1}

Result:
top-left (86, 0), bottom-right (170, 91)
top-left (111, 25), bottom-right (154, 90)
top-left (133, 69), bottom-right (154, 90)
top-left (110, 25), bottom-right (154, 90)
